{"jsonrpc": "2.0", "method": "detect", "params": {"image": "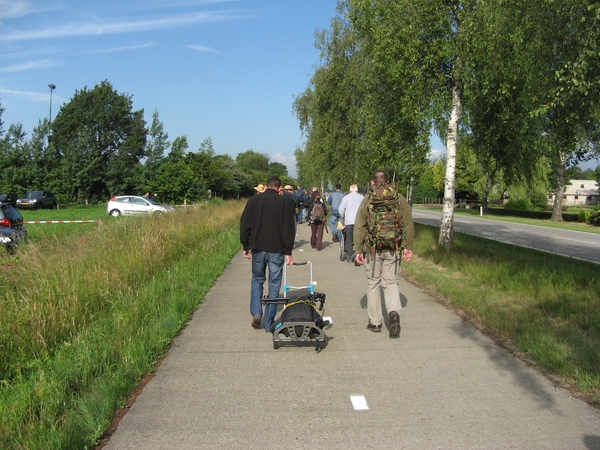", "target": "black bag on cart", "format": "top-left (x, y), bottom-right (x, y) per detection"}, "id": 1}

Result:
top-left (275, 299), bottom-right (329, 338)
